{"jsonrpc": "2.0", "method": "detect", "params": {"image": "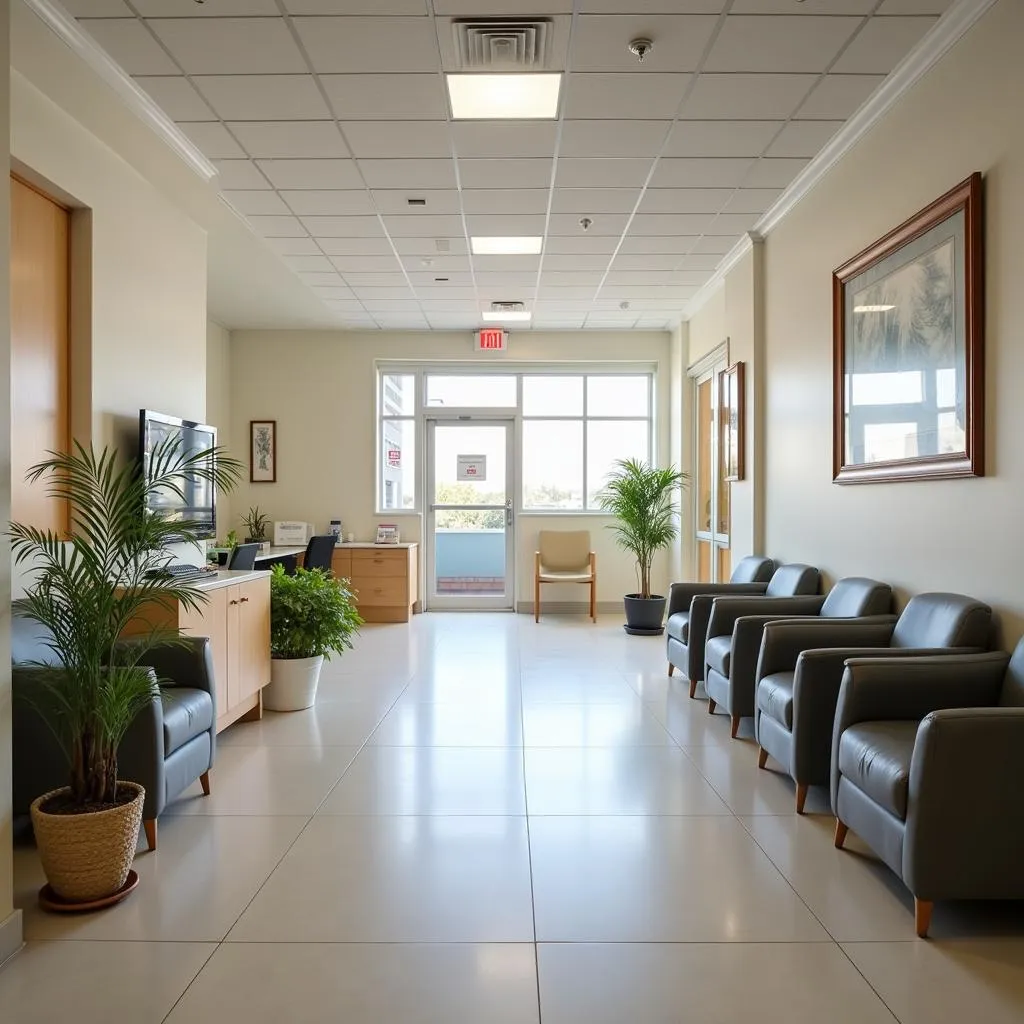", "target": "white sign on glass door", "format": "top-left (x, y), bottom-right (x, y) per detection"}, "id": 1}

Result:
top-left (456, 454), bottom-right (487, 481)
